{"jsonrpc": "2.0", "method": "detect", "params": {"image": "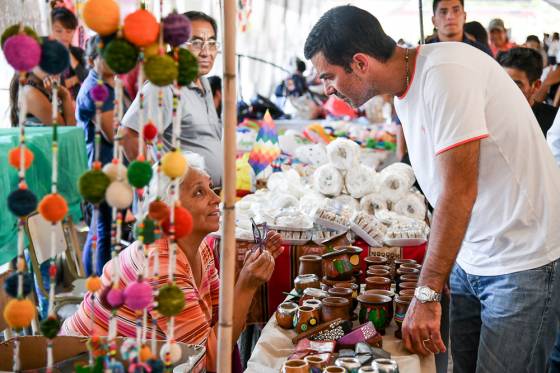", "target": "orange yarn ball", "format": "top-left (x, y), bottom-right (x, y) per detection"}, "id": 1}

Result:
top-left (8, 147), bottom-right (34, 170)
top-left (139, 345), bottom-right (153, 362)
top-left (82, 0), bottom-right (120, 36)
top-left (86, 276), bottom-right (103, 293)
top-left (38, 193), bottom-right (68, 222)
top-left (149, 200), bottom-right (170, 221)
top-left (123, 9), bottom-right (159, 47)
top-left (3, 299), bottom-right (36, 329)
